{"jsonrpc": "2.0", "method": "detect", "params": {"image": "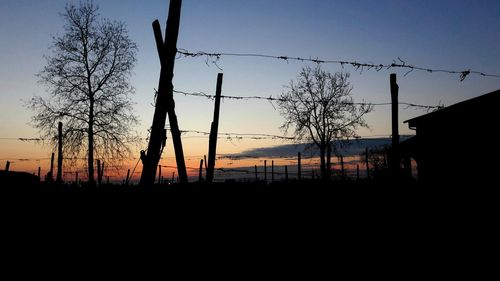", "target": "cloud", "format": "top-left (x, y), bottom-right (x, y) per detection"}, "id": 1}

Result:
top-left (220, 137), bottom-right (410, 160)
